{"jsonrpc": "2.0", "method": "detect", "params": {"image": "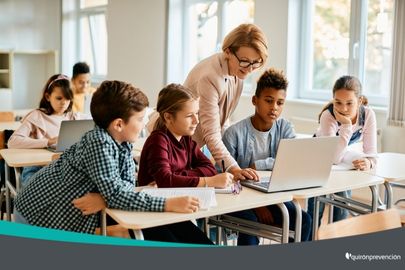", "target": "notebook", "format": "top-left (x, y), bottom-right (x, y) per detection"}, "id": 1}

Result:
top-left (48, 119), bottom-right (95, 152)
top-left (140, 187), bottom-right (217, 210)
top-left (242, 136), bottom-right (339, 193)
